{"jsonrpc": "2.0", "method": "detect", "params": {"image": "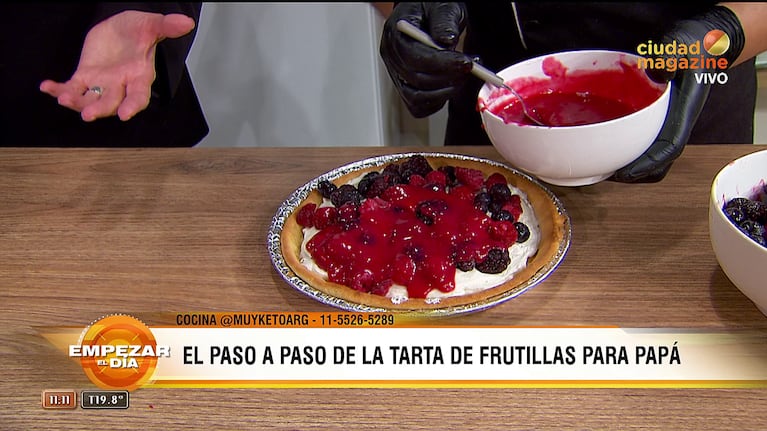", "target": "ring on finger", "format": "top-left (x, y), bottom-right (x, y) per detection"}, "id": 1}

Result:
top-left (84, 86), bottom-right (104, 96)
